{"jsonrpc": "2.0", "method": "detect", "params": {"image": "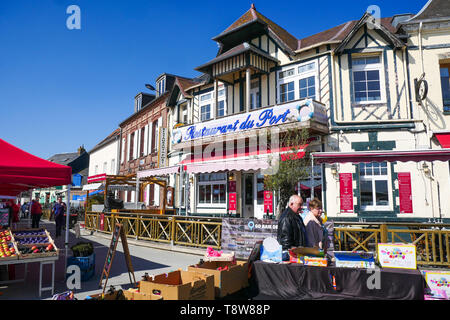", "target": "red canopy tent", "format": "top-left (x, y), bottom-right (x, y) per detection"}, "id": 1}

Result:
top-left (0, 138), bottom-right (72, 196)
